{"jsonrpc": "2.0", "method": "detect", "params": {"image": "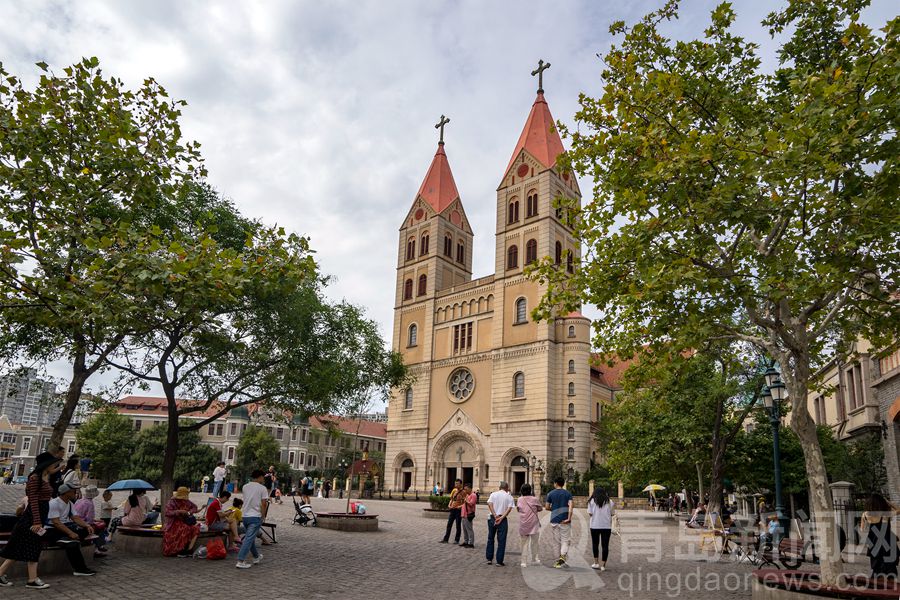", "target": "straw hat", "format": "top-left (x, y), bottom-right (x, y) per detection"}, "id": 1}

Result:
top-left (82, 485), bottom-right (100, 499)
top-left (173, 486), bottom-right (191, 500)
